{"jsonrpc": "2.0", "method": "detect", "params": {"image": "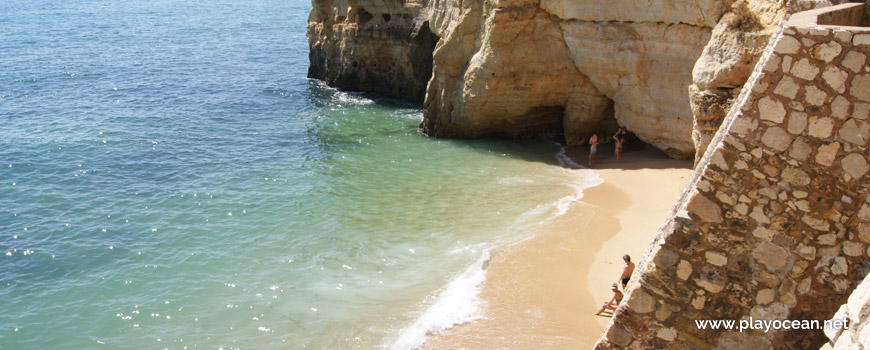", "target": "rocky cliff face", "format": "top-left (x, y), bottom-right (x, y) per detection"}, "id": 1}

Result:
top-left (307, 0), bottom-right (437, 103)
top-left (308, 0), bottom-right (848, 158)
top-left (419, 0), bottom-right (718, 157)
